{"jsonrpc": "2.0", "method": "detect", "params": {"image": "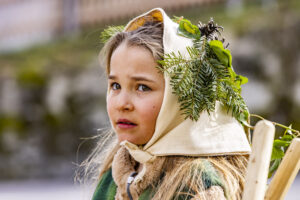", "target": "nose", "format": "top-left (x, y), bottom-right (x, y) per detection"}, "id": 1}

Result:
top-left (117, 91), bottom-right (134, 112)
